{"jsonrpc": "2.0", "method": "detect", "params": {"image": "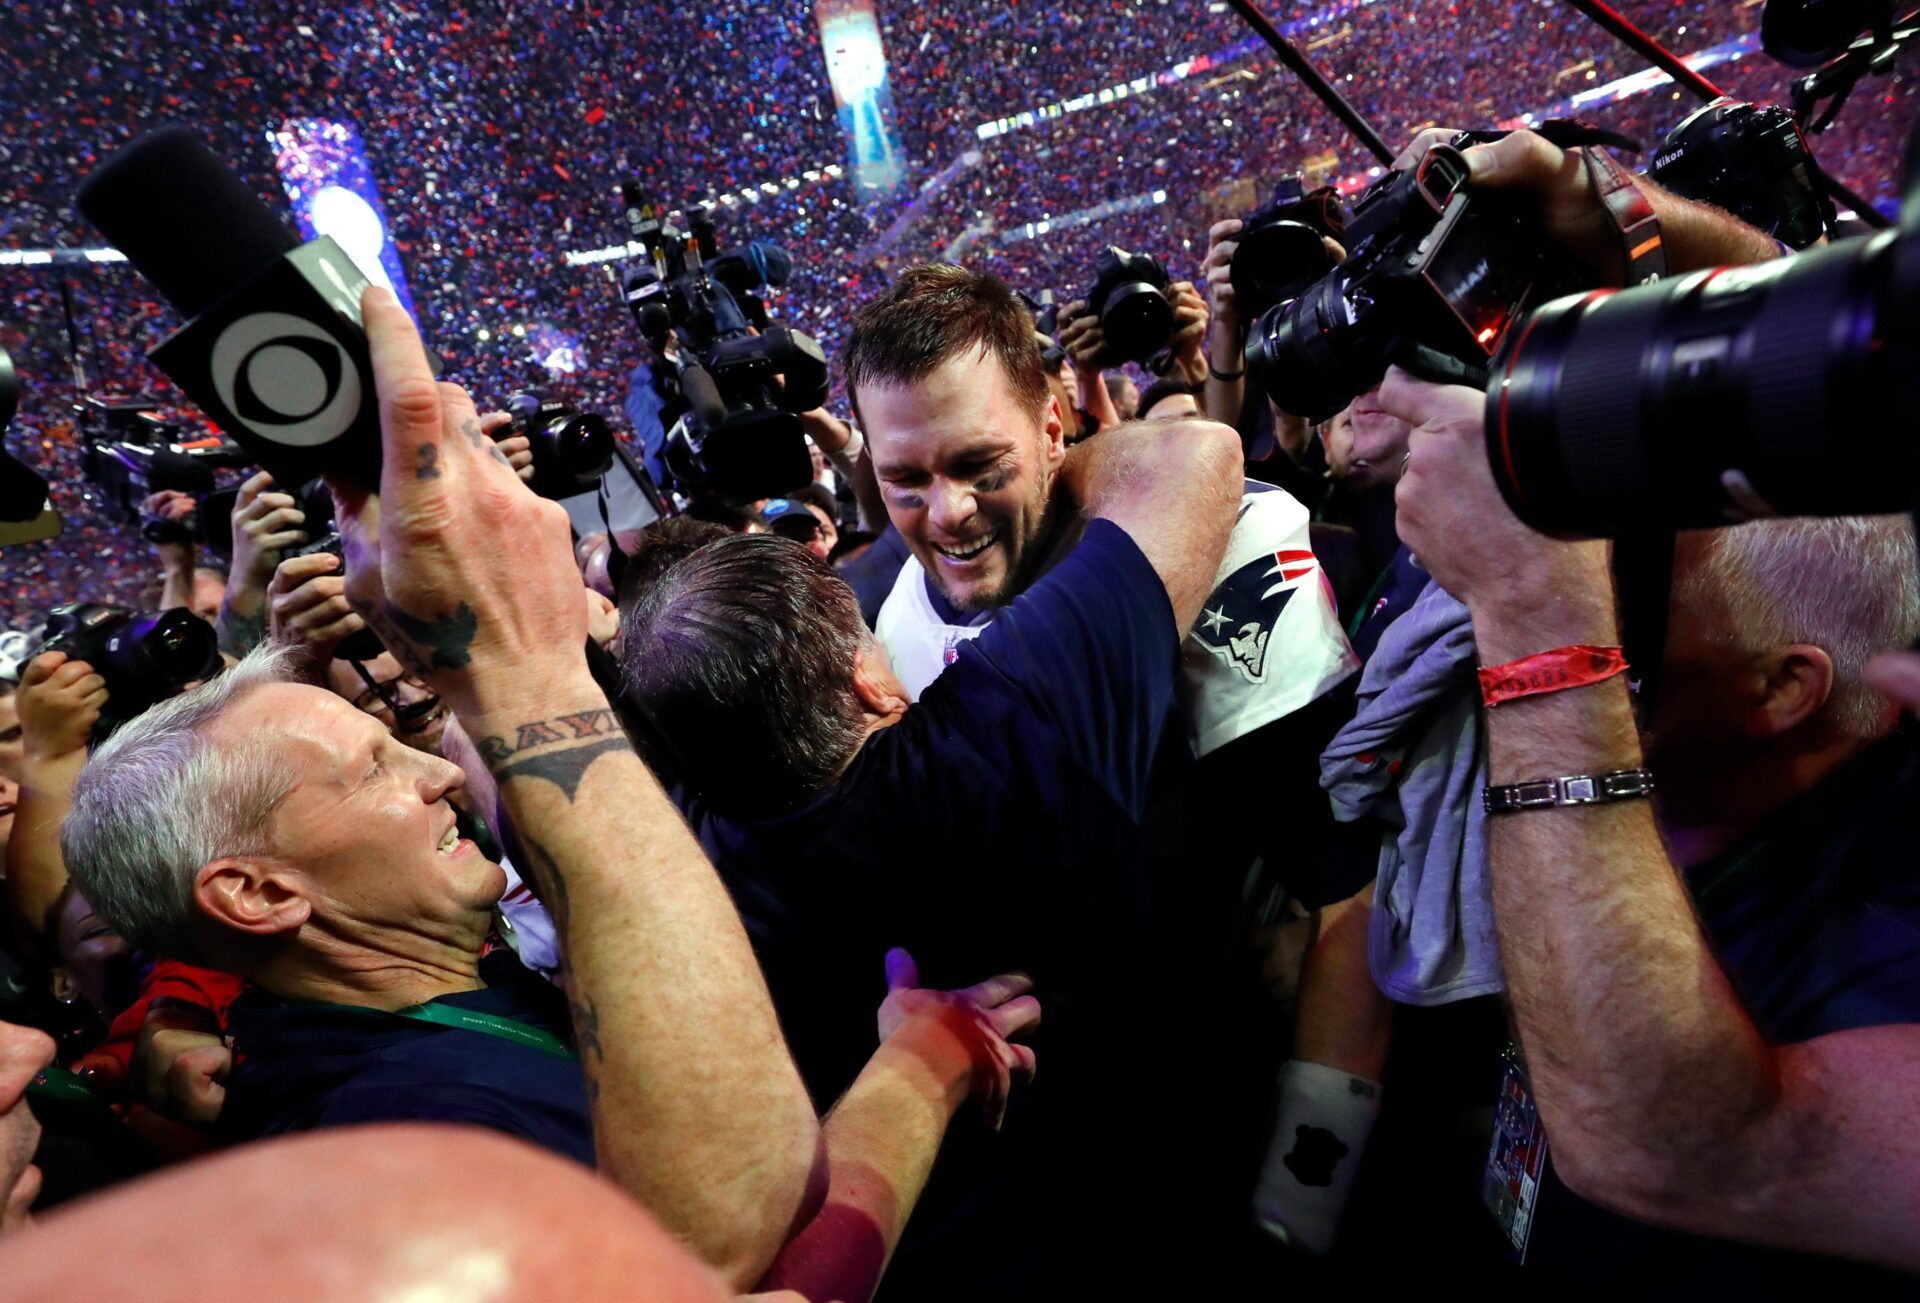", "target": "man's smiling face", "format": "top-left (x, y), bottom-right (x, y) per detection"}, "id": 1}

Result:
top-left (861, 348), bottom-right (1067, 614)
